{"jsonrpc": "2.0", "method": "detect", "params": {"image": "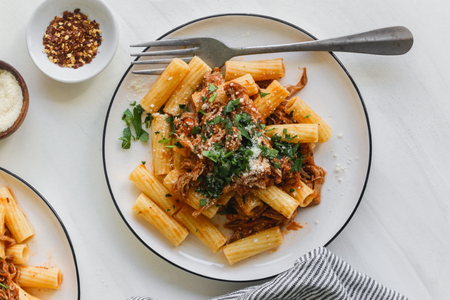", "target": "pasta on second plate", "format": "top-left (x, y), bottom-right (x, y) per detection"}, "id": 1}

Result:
top-left (127, 57), bottom-right (330, 265)
top-left (0, 186), bottom-right (63, 300)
